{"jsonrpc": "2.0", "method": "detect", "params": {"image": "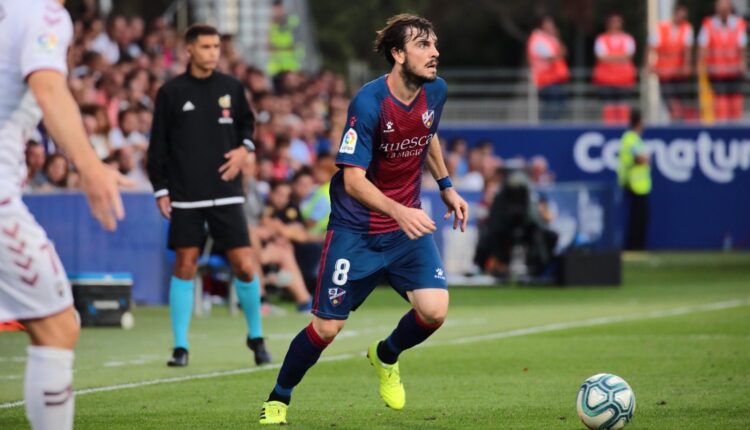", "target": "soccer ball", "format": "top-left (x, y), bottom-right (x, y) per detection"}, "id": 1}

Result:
top-left (576, 373), bottom-right (635, 430)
